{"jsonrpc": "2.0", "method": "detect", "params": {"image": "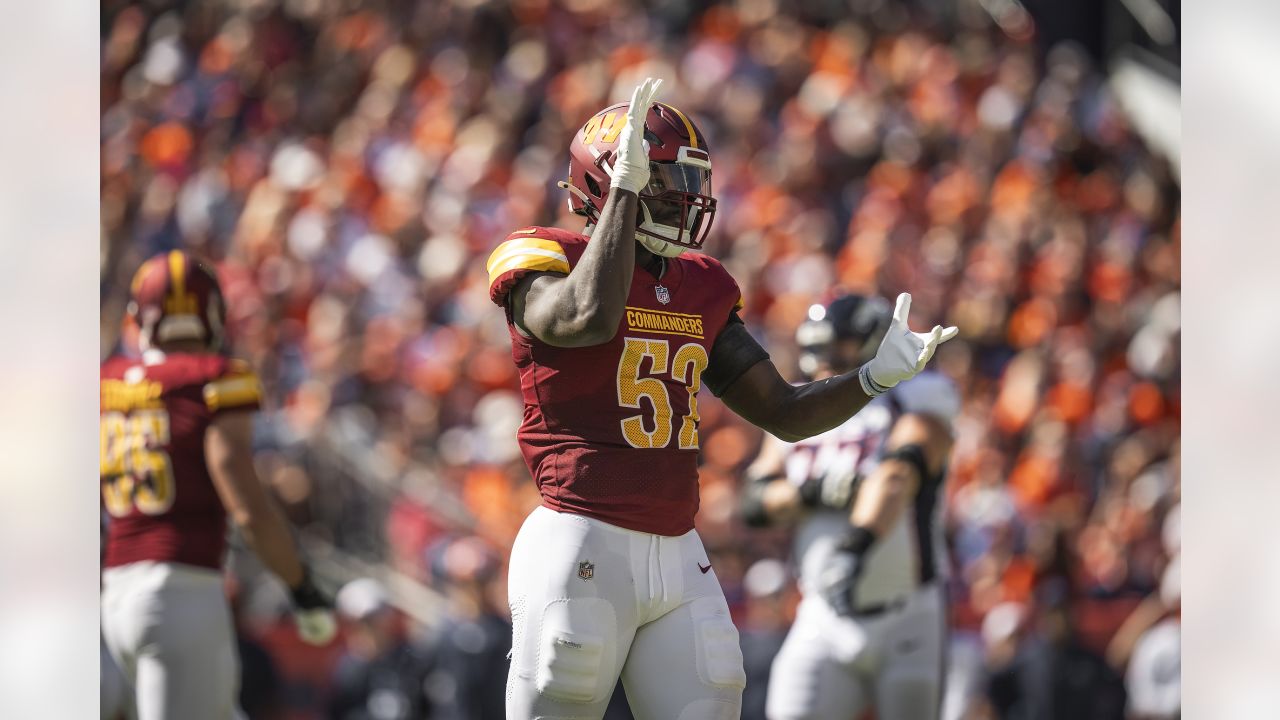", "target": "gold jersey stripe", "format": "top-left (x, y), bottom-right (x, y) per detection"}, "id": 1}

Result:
top-left (734, 294), bottom-right (744, 311)
top-left (488, 248), bottom-right (569, 274)
top-left (487, 246), bottom-right (569, 275)
top-left (486, 238), bottom-right (568, 273)
top-left (204, 374), bottom-right (262, 412)
top-left (487, 254), bottom-right (571, 286)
